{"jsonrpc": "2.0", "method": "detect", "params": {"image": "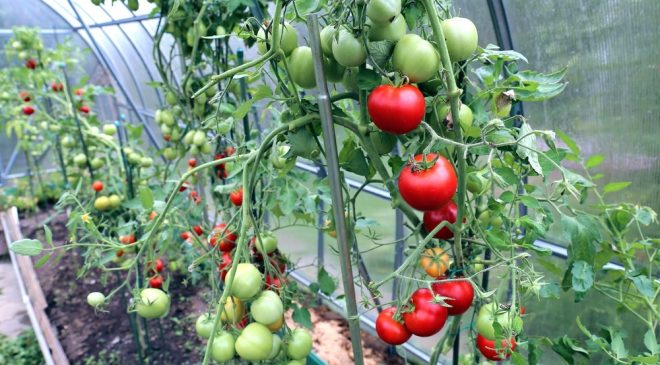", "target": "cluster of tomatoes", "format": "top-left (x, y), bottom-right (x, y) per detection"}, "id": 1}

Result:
top-left (91, 180), bottom-right (124, 212)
